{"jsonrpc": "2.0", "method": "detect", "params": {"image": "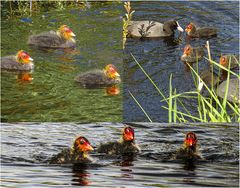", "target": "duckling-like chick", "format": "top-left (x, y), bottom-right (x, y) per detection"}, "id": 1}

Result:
top-left (185, 22), bottom-right (217, 38)
top-left (49, 136), bottom-right (94, 164)
top-left (1, 50), bottom-right (34, 71)
top-left (127, 20), bottom-right (183, 38)
top-left (175, 132), bottom-right (201, 161)
top-left (181, 44), bottom-right (205, 63)
top-left (219, 55), bottom-right (239, 70)
top-left (74, 64), bottom-right (121, 88)
top-left (97, 126), bottom-right (141, 155)
top-left (28, 25), bottom-right (76, 48)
